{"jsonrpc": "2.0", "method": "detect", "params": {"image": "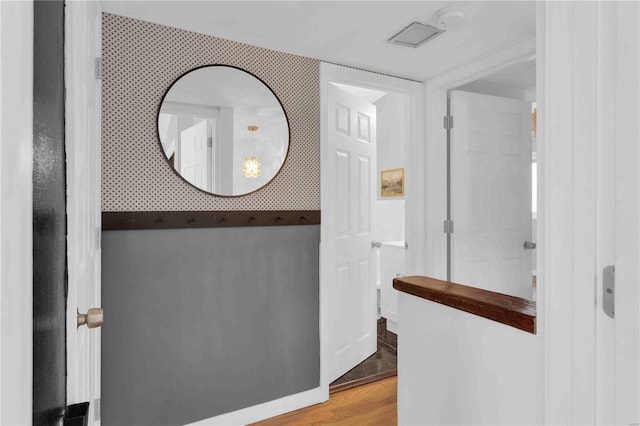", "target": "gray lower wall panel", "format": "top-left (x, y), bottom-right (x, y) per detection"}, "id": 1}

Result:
top-left (101, 225), bottom-right (320, 426)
